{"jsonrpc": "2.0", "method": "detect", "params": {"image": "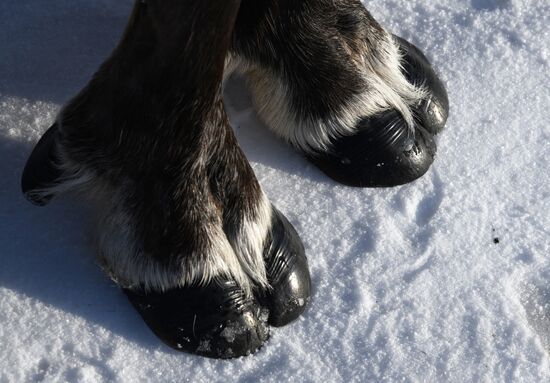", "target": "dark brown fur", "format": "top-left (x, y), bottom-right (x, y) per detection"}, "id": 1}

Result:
top-left (23, 0), bottom-right (275, 290)
top-left (231, 0), bottom-right (387, 120)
